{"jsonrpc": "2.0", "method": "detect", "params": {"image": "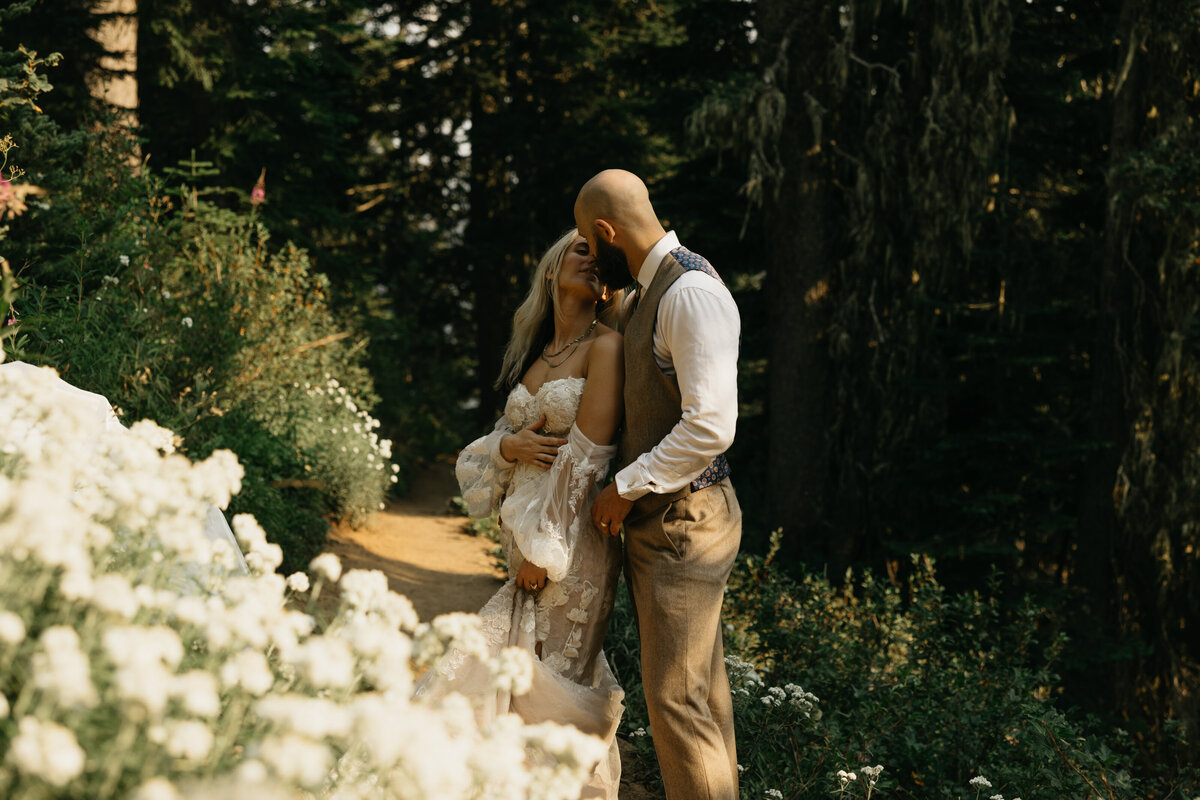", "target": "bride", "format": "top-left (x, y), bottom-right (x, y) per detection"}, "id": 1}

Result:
top-left (419, 230), bottom-right (626, 798)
